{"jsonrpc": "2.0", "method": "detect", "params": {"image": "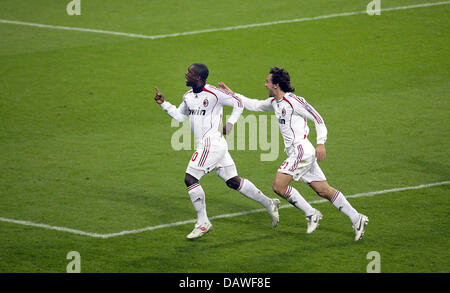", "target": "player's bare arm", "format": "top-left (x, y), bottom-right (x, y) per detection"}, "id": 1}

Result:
top-left (315, 144), bottom-right (326, 162)
top-left (222, 122), bottom-right (233, 135)
top-left (218, 82), bottom-right (234, 95)
top-left (154, 86), bottom-right (165, 104)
